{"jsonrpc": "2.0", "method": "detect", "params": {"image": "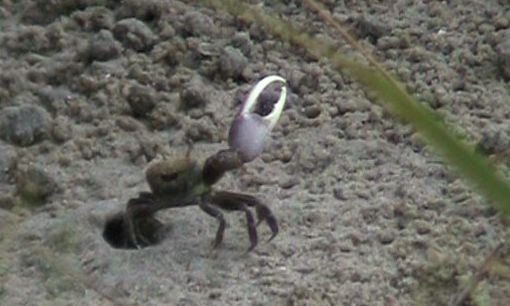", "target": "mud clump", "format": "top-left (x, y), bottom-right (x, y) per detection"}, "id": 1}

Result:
top-left (219, 46), bottom-right (248, 79)
top-left (113, 18), bottom-right (157, 52)
top-left (125, 82), bottom-right (158, 117)
top-left (0, 105), bottom-right (52, 147)
top-left (81, 29), bottom-right (121, 62)
top-left (16, 165), bottom-right (57, 206)
top-left (179, 77), bottom-right (209, 110)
